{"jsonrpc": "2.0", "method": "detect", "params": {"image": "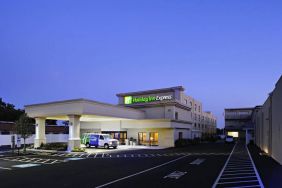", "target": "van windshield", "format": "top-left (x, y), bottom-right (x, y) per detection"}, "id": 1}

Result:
top-left (103, 135), bottom-right (110, 139)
